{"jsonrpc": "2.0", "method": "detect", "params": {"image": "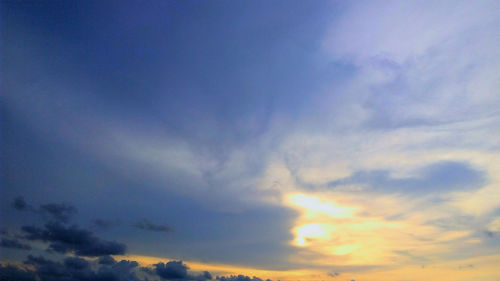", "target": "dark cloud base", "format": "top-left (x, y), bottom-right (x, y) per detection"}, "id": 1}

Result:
top-left (22, 221), bottom-right (127, 257)
top-left (0, 257), bottom-right (272, 281)
top-left (0, 198), bottom-right (275, 281)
